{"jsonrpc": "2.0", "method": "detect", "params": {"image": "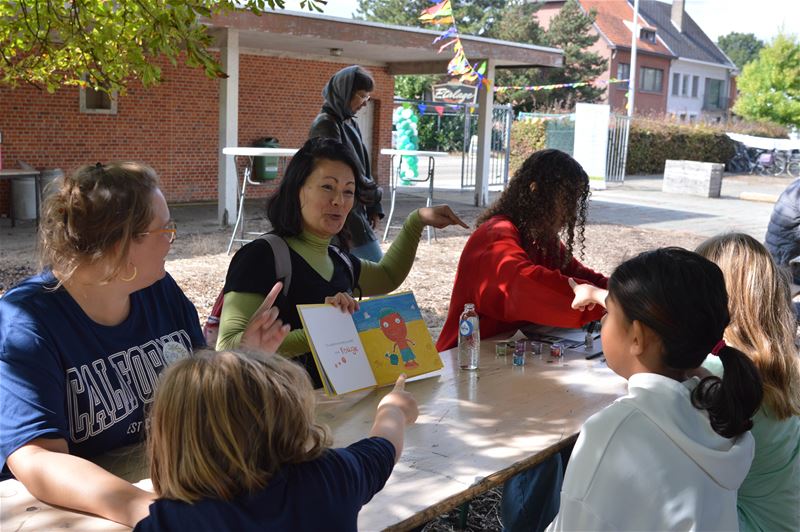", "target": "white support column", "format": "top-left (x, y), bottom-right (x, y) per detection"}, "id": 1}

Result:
top-left (474, 58), bottom-right (496, 207)
top-left (218, 28), bottom-right (239, 226)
